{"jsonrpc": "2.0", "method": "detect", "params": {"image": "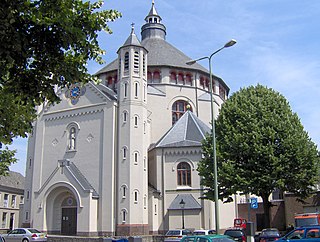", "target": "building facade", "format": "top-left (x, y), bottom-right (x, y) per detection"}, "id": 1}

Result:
top-left (0, 171), bottom-right (24, 233)
top-left (23, 2), bottom-right (237, 236)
